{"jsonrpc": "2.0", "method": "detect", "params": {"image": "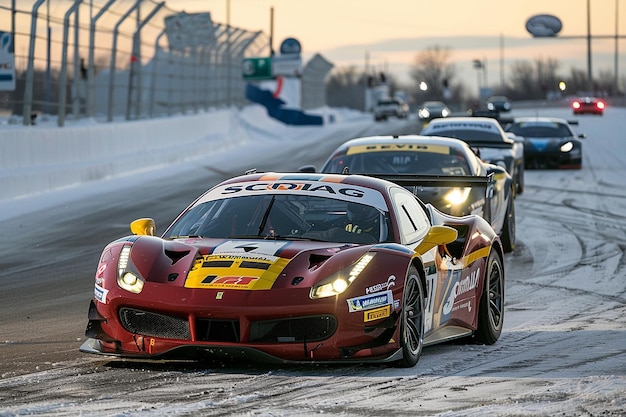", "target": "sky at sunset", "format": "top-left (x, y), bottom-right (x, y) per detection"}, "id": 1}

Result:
top-left (176, 0), bottom-right (625, 92)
